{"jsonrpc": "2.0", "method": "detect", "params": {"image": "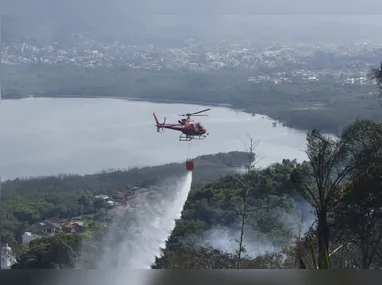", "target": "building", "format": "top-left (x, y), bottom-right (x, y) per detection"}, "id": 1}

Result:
top-left (95, 194), bottom-right (114, 206)
top-left (21, 220), bottom-right (61, 247)
top-left (1, 243), bottom-right (17, 269)
top-left (95, 194), bottom-right (115, 207)
top-left (118, 187), bottom-right (155, 201)
top-left (135, 189), bottom-right (155, 200)
top-left (126, 198), bottom-right (146, 208)
top-left (28, 220), bottom-right (61, 236)
top-left (61, 222), bottom-right (85, 234)
top-left (107, 206), bottom-right (130, 219)
top-left (22, 232), bottom-right (41, 247)
top-left (95, 194), bottom-right (111, 201)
